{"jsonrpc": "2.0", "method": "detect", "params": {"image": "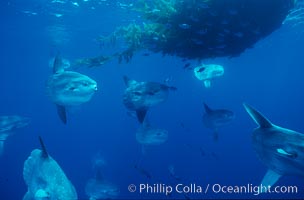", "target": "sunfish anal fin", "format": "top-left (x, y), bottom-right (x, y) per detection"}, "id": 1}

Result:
top-left (56, 105), bottom-right (67, 124)
top-left (203, 80), bottom-right (211, 88)
top-left (243, 103), bottom-right (273, 128)
top-left (136, 109), bottom-right (148, 124)
top-left (260, 169), bottom-right (282, 193)
top-left (39, 136), bottom-right (49, 158)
